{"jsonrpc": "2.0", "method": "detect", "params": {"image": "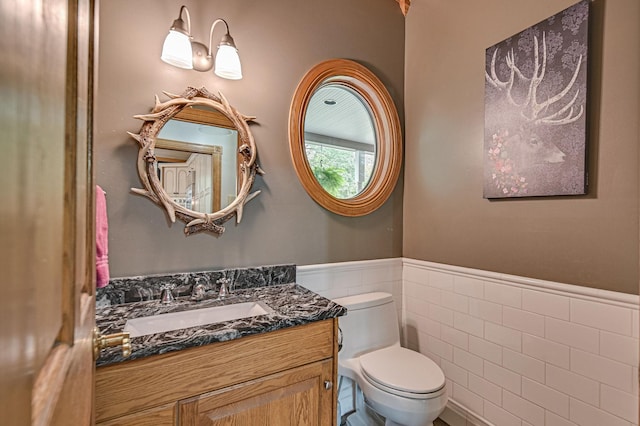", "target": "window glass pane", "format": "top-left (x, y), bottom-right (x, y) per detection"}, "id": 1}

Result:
top-left (303, 84), bottom-right (376, 199)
